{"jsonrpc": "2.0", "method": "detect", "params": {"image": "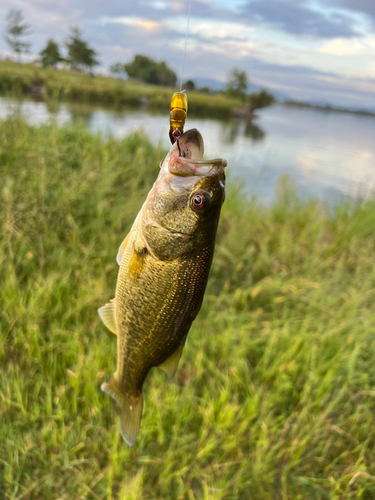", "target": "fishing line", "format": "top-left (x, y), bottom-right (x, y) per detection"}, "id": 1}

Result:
top-left (180, 0), bottom-right (192, 91)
